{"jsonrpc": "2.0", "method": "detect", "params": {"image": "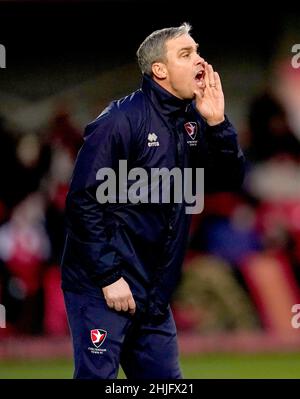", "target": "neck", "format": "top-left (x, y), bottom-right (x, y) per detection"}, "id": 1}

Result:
top-left (152, 76), bottom-right (183, 100)
top-left (141, 74), bottom-right (191, 118)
